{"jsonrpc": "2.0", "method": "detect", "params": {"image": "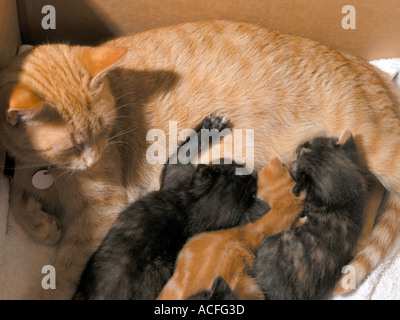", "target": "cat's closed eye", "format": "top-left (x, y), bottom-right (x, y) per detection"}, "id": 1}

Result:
top-left (65, 144), bottom-right (84, 156)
